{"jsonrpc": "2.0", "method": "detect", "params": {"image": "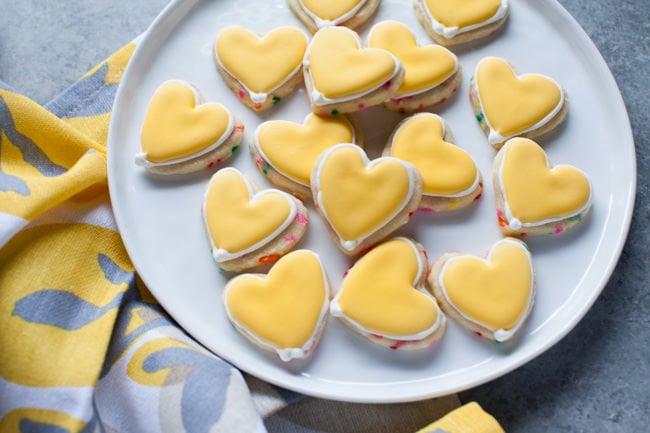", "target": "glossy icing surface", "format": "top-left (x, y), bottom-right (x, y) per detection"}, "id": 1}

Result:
top-left (496, 138), bottom-right (592, 228)
top-left (224, 250), bottom-right (329, 360)
top-left (438, 238), bottom-right (533, 341)
top-left (332, 238), bottom-right (442, 338)
top-left (139, 80), bottom-right (232, 164)
top-left (298, 0), bottom-right (368, 27)
top-left (306, 26), bottom-right (400, 101)
top-left (389, 113), bottom-right (478, 197)
top-left (422, 0), bottom-right (509, 38)
top-left (203, 168), bottom-right (297, 261)
top-left (215, 26), bottom-right (307, 101)
top-left (255, 113), bottom-right (356, 185)
top-left (313, 144), bottom-right (416, 251)
top-left (475, 57), bottom-right (564, 144)
top-left (368, 21), bottom-right (458, 96)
